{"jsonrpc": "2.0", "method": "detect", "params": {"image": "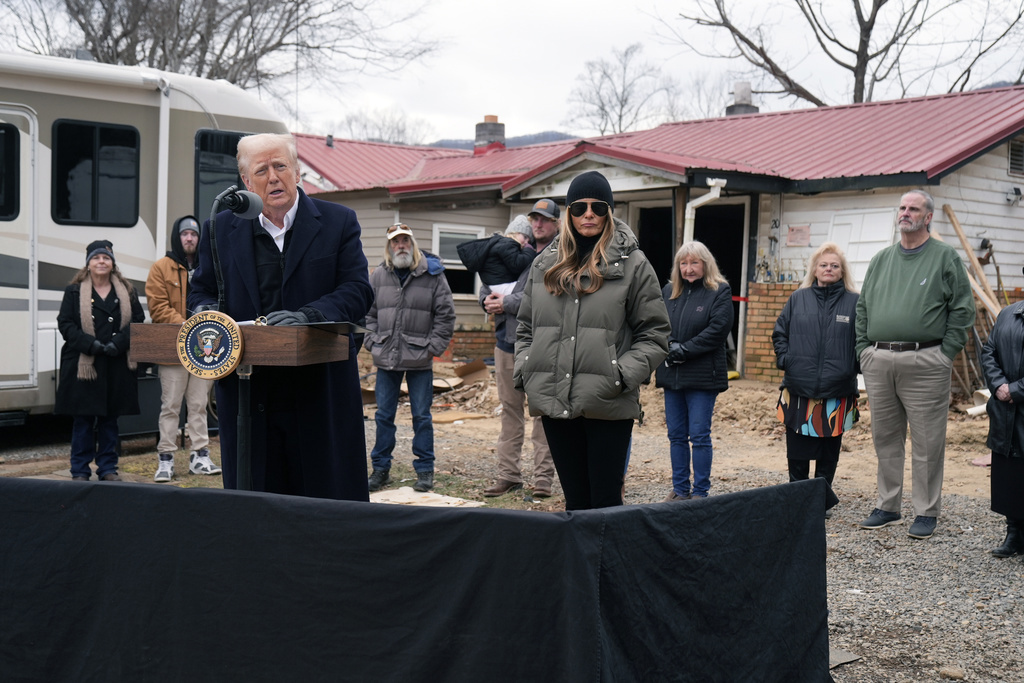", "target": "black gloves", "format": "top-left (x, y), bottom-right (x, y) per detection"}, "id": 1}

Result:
top-left (89, 340), bottom-right (104, 356)
top-left (192, 304), bottom-right (219, 314)
top-left (666, 341), bottom-right (687, 365)
top-left (266, 310), bottom-right (309, 326)
top-left (103, 342), bottom-right (119, 357)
